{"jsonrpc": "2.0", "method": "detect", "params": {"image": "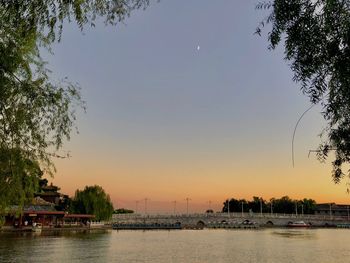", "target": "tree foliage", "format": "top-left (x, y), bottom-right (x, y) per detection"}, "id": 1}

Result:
top-left (256, 0), bottom-right (350, 183)
top-left (0, 0), bottom-right (150, 44)
top-left (223, 196), bottom-right (316, 214)
top-left (71, 185), bottom-right (114, 221)
top-left (0, 1), bottom-right (150, 212)
top-left (0, 148), bottom-right (43, 212)
top-left (301, 198), bottom-right (317, 214)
